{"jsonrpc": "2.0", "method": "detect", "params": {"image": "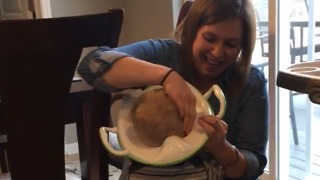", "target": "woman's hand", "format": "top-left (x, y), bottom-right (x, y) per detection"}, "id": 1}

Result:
top-left (198, 115), bottom-right (228, 154)
top-left (199, 115), bottom-right (248, 178)
top-left (162, 70), bottom-right (196, 135)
